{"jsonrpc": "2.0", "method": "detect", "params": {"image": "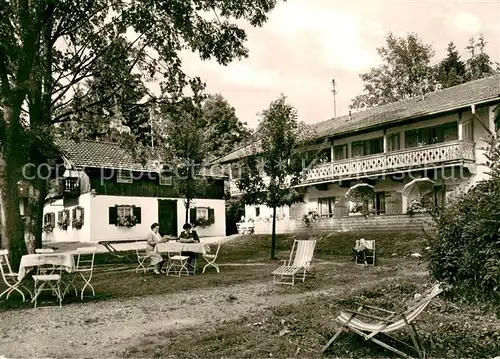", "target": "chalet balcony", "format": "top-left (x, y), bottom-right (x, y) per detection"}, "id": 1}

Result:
top-left (229, 140), bottom-right (475, 195)
top-left (61, 177), bottom-right (81, 197)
